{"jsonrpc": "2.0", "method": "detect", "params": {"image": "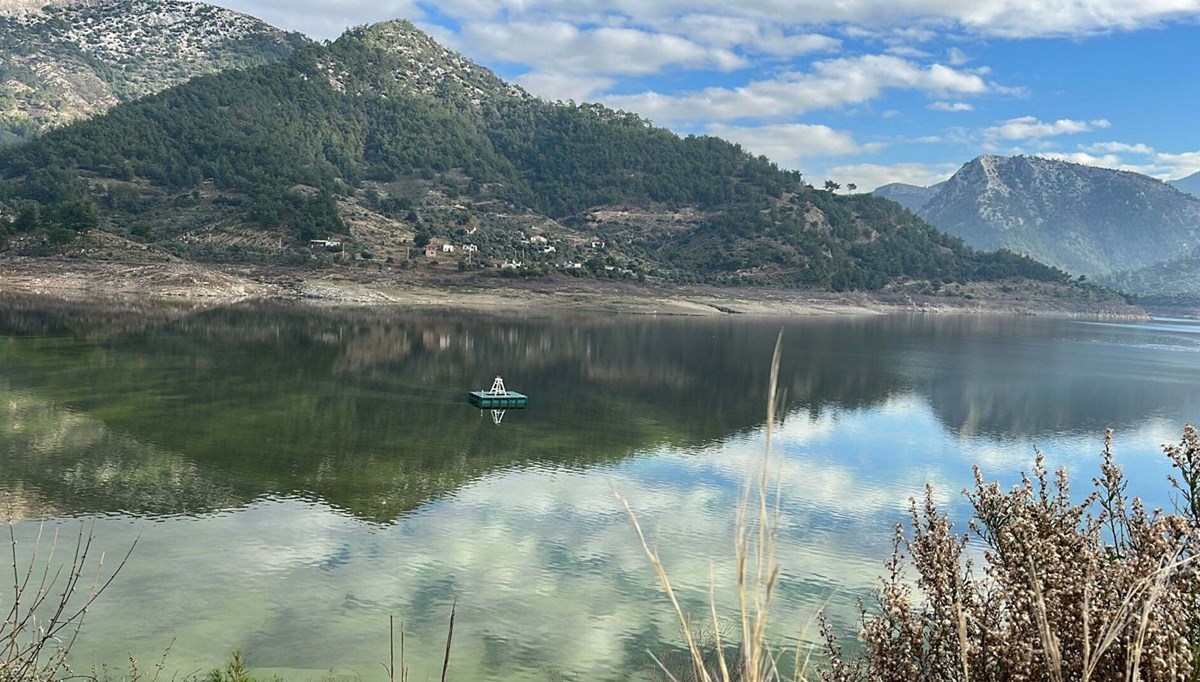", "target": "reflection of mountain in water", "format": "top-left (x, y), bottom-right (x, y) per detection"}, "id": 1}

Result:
top-left (0, 299), bottom-right (818, 520)
top-left (913, 317), bottom-right (1200, 440)
top-left (1, 298), bottom-right (1198, 521)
